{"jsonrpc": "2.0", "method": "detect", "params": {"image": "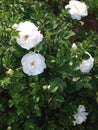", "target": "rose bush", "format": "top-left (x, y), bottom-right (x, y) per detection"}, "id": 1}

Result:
top-left (0, 0), bottom-right (98, 130)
